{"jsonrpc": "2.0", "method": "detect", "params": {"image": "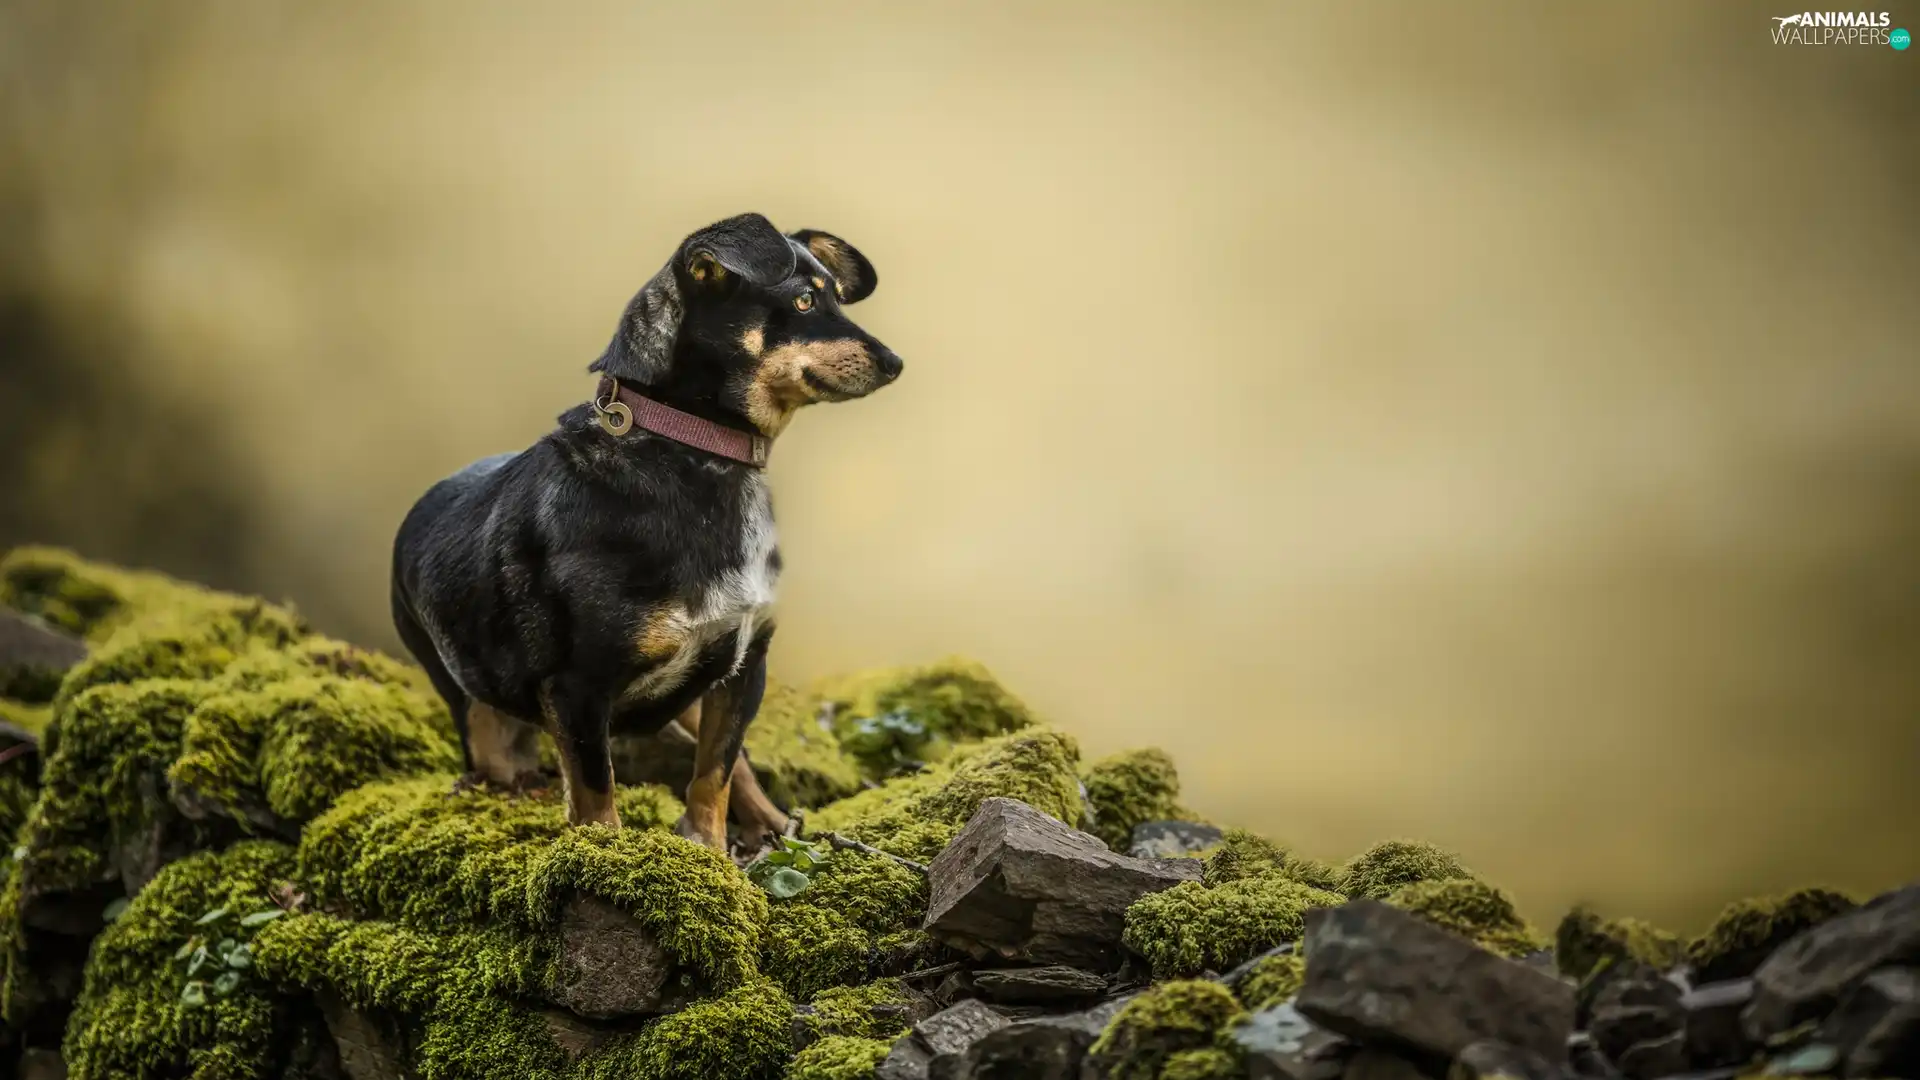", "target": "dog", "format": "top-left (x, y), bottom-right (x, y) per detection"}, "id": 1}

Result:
top-left (389, 213), bottom-right (902, 850)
